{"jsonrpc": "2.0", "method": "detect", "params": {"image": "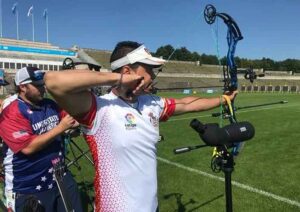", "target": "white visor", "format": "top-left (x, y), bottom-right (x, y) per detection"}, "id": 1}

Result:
top-left (111, 45), bottom-right (166, 71)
